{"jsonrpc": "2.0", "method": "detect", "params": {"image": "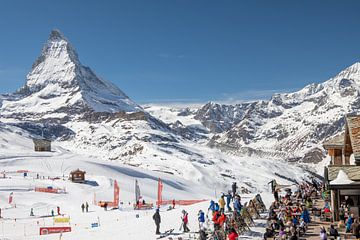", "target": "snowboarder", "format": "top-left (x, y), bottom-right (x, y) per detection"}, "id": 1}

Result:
top-left (198, 210), bottom-right (205, 230)
top-left (218, 195), bottom-right (225, 213)
top-left (57, 206), bottom-right (60, 215)
top-left (225, 192), bottom-right (232, 212)
top-left (51, 209), bottom-right (54, 217)
top-left (152, 208), bottom-right (161, 234)
top-left (181, 210), bottom-right (190, 232)
top-left (81, 203), bottom-right (85, 212)
top-left (85, 202), bottom-right (89, 212)
top-left (30, 208), bottom-right (34, 216)
top-left (232, 182), bottom-right (238, 198)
